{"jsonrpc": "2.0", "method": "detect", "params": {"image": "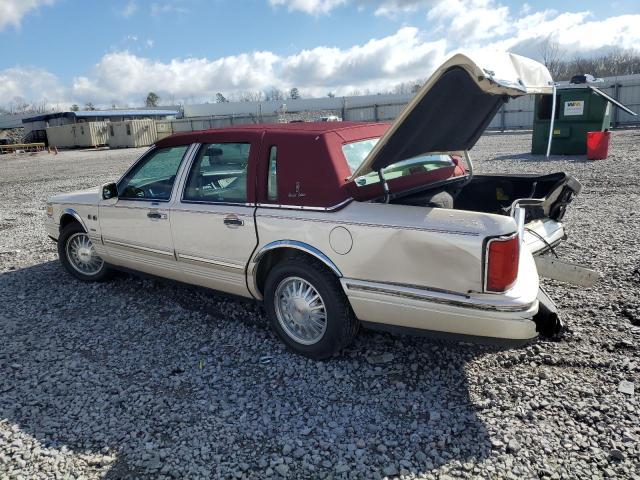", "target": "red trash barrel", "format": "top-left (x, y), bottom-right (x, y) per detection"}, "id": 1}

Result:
top-left (586, 131), bottom-right (611, 160)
